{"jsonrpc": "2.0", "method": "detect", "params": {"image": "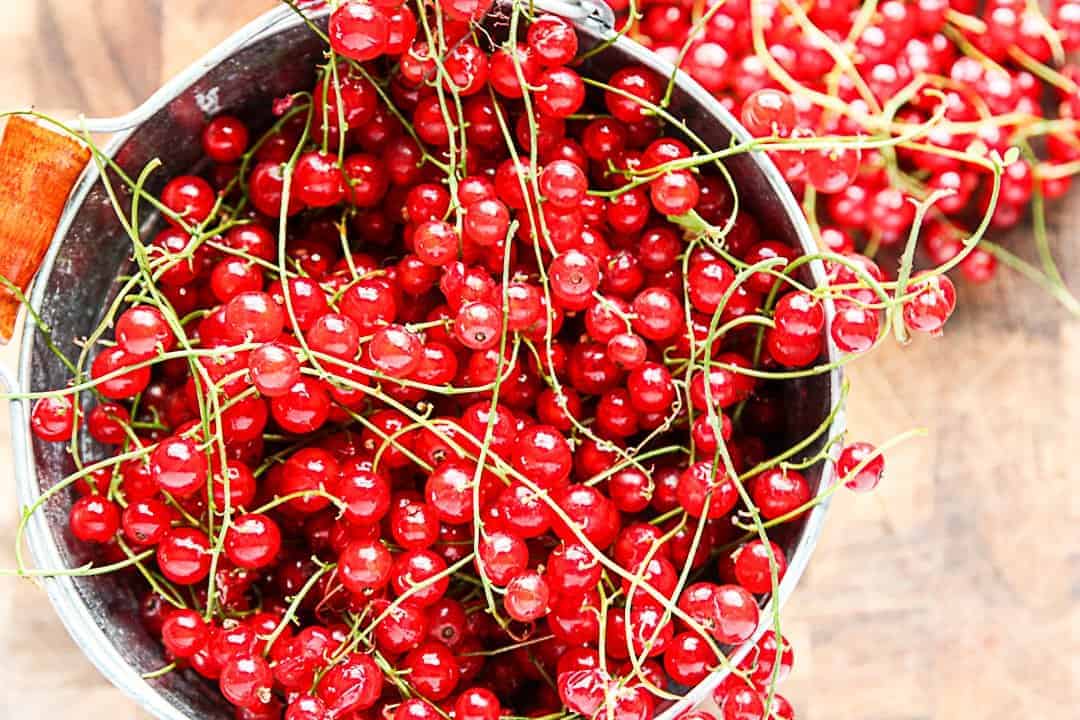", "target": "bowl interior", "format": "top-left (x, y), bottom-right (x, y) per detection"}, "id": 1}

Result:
top-left (20, 6), bottom-right (837, 720)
